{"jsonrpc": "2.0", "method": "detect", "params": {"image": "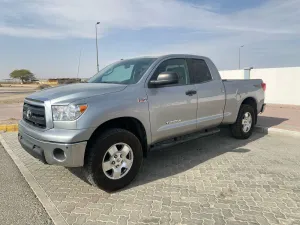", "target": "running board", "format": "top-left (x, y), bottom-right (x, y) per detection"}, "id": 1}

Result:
top-left (150, 128), bottom-right (220, 151)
